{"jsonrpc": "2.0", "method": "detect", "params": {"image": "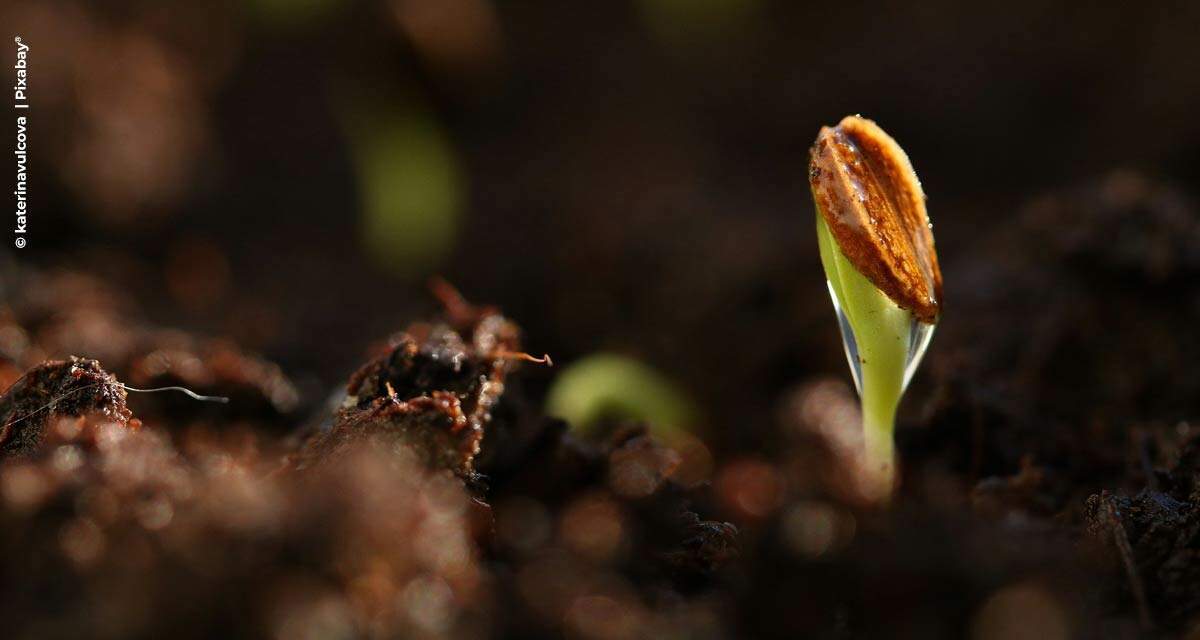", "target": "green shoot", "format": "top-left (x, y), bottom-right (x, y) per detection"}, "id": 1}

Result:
top-left (817, 212), bottom-right (914, 498)
top-left (809, 116), bottom-right (941, 501)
